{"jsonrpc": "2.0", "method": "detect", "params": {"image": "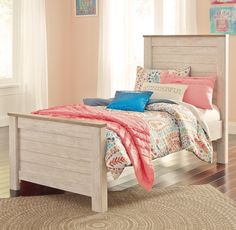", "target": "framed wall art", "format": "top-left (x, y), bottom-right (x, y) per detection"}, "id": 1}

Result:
top-left (211, 0), bottom-right (236, 4)
top-left (210, 7), bottom-right (236, 34)
top-left (75, 0), bottom-right (98, 17)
